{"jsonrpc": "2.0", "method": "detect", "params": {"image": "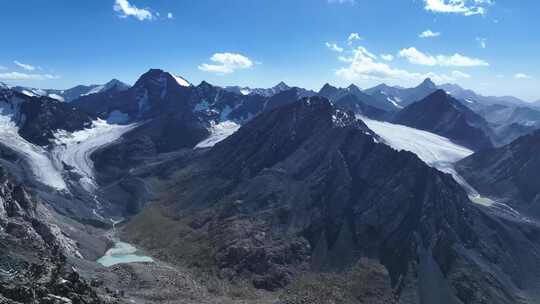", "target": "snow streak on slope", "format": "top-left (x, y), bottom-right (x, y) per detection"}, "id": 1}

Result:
top-left (360, 117), bottom-right (498, 207)
top-left (195, 121), bottom-right (240, 149)
top-left (52, 119), bottom-right (137, 192)
top-left (0, 101), bottom-right (67, 190)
